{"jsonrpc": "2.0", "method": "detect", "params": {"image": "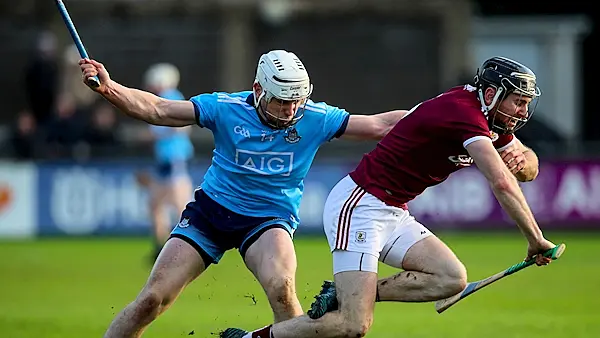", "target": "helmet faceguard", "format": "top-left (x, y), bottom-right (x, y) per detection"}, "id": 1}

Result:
top-left (475, 57), bottom-right (541, 134)
top-left (253, 50), bottom-right (313, 129)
